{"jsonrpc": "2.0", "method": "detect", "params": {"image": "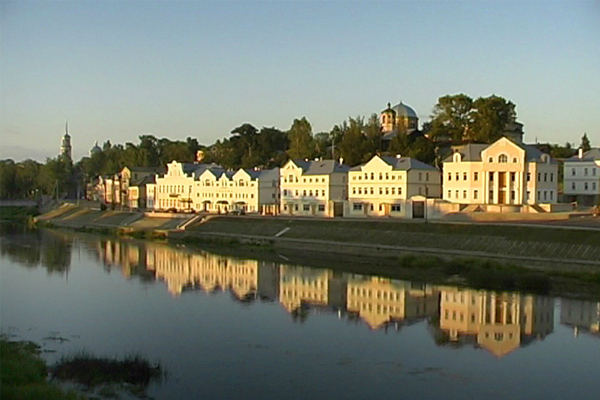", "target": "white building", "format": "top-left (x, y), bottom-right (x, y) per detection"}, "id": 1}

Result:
top-left (280, 159), bottom-right (349, 217)
top-left (443, 137), bottom-right (558, 207)
top-left (194, 167), bottom-right (280, 214)
top-left (563, 148), bottom-right (600, 206)
top-left (153, 161), bottom-right (279, 214)
top-left (347, 155), bottom-right (441, 218)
